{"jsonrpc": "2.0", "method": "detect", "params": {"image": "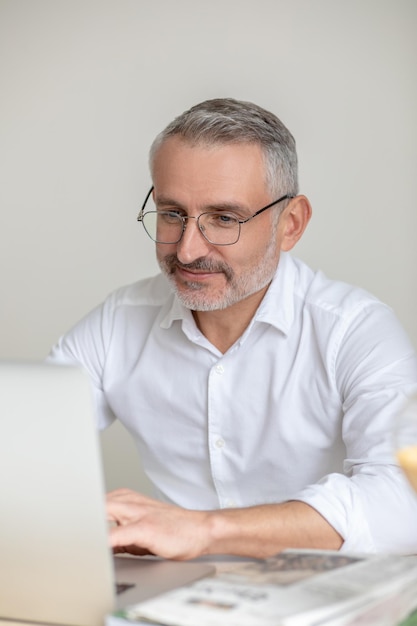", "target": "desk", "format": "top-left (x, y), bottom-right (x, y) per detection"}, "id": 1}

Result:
top-left (2, 555), bottom-right (417, 626)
